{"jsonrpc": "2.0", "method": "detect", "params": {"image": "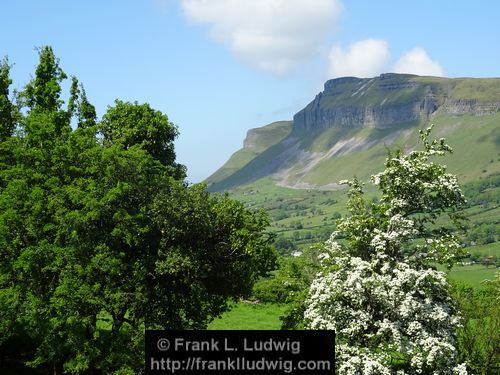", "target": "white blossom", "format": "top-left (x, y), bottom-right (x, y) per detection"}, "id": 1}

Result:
top-left (305, 254), bottom-right (465, 373)
top-left (304, 127), bottom-right (468, 373)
